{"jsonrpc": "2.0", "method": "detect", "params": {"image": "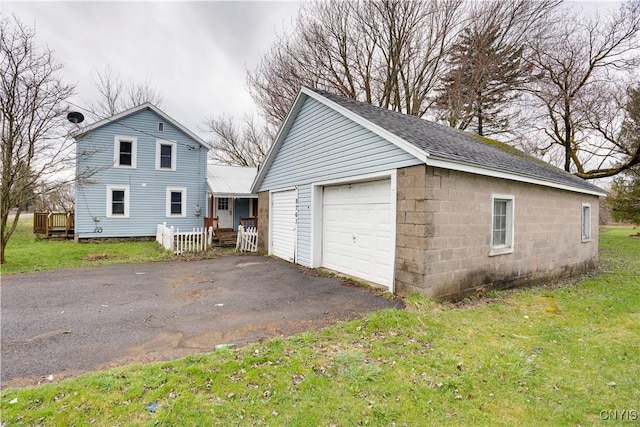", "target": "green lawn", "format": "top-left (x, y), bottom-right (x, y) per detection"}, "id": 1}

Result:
top-left (1, 227), bottom-right (638, 426)
top-left (1, 217), bottom-right (191, 275)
